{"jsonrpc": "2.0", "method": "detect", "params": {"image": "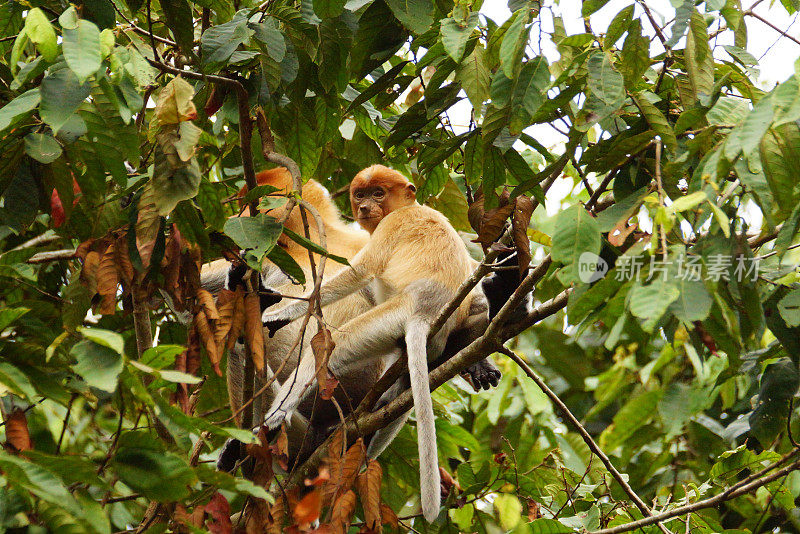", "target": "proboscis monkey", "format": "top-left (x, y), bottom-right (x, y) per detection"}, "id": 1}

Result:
top-left (260, 165), bottom-right (486, 522)
top-left (204, 168), bottom-right (503, 469)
